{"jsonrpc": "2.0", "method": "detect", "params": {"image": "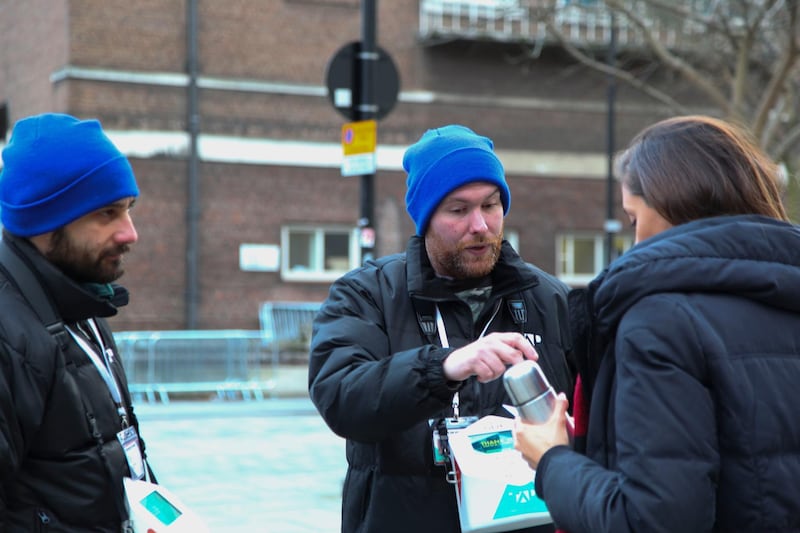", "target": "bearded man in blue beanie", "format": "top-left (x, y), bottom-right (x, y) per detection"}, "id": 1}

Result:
top-left (0, 113), bottom-right (153, 532)
top-left (309, 124), bottom-right (575, 533)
